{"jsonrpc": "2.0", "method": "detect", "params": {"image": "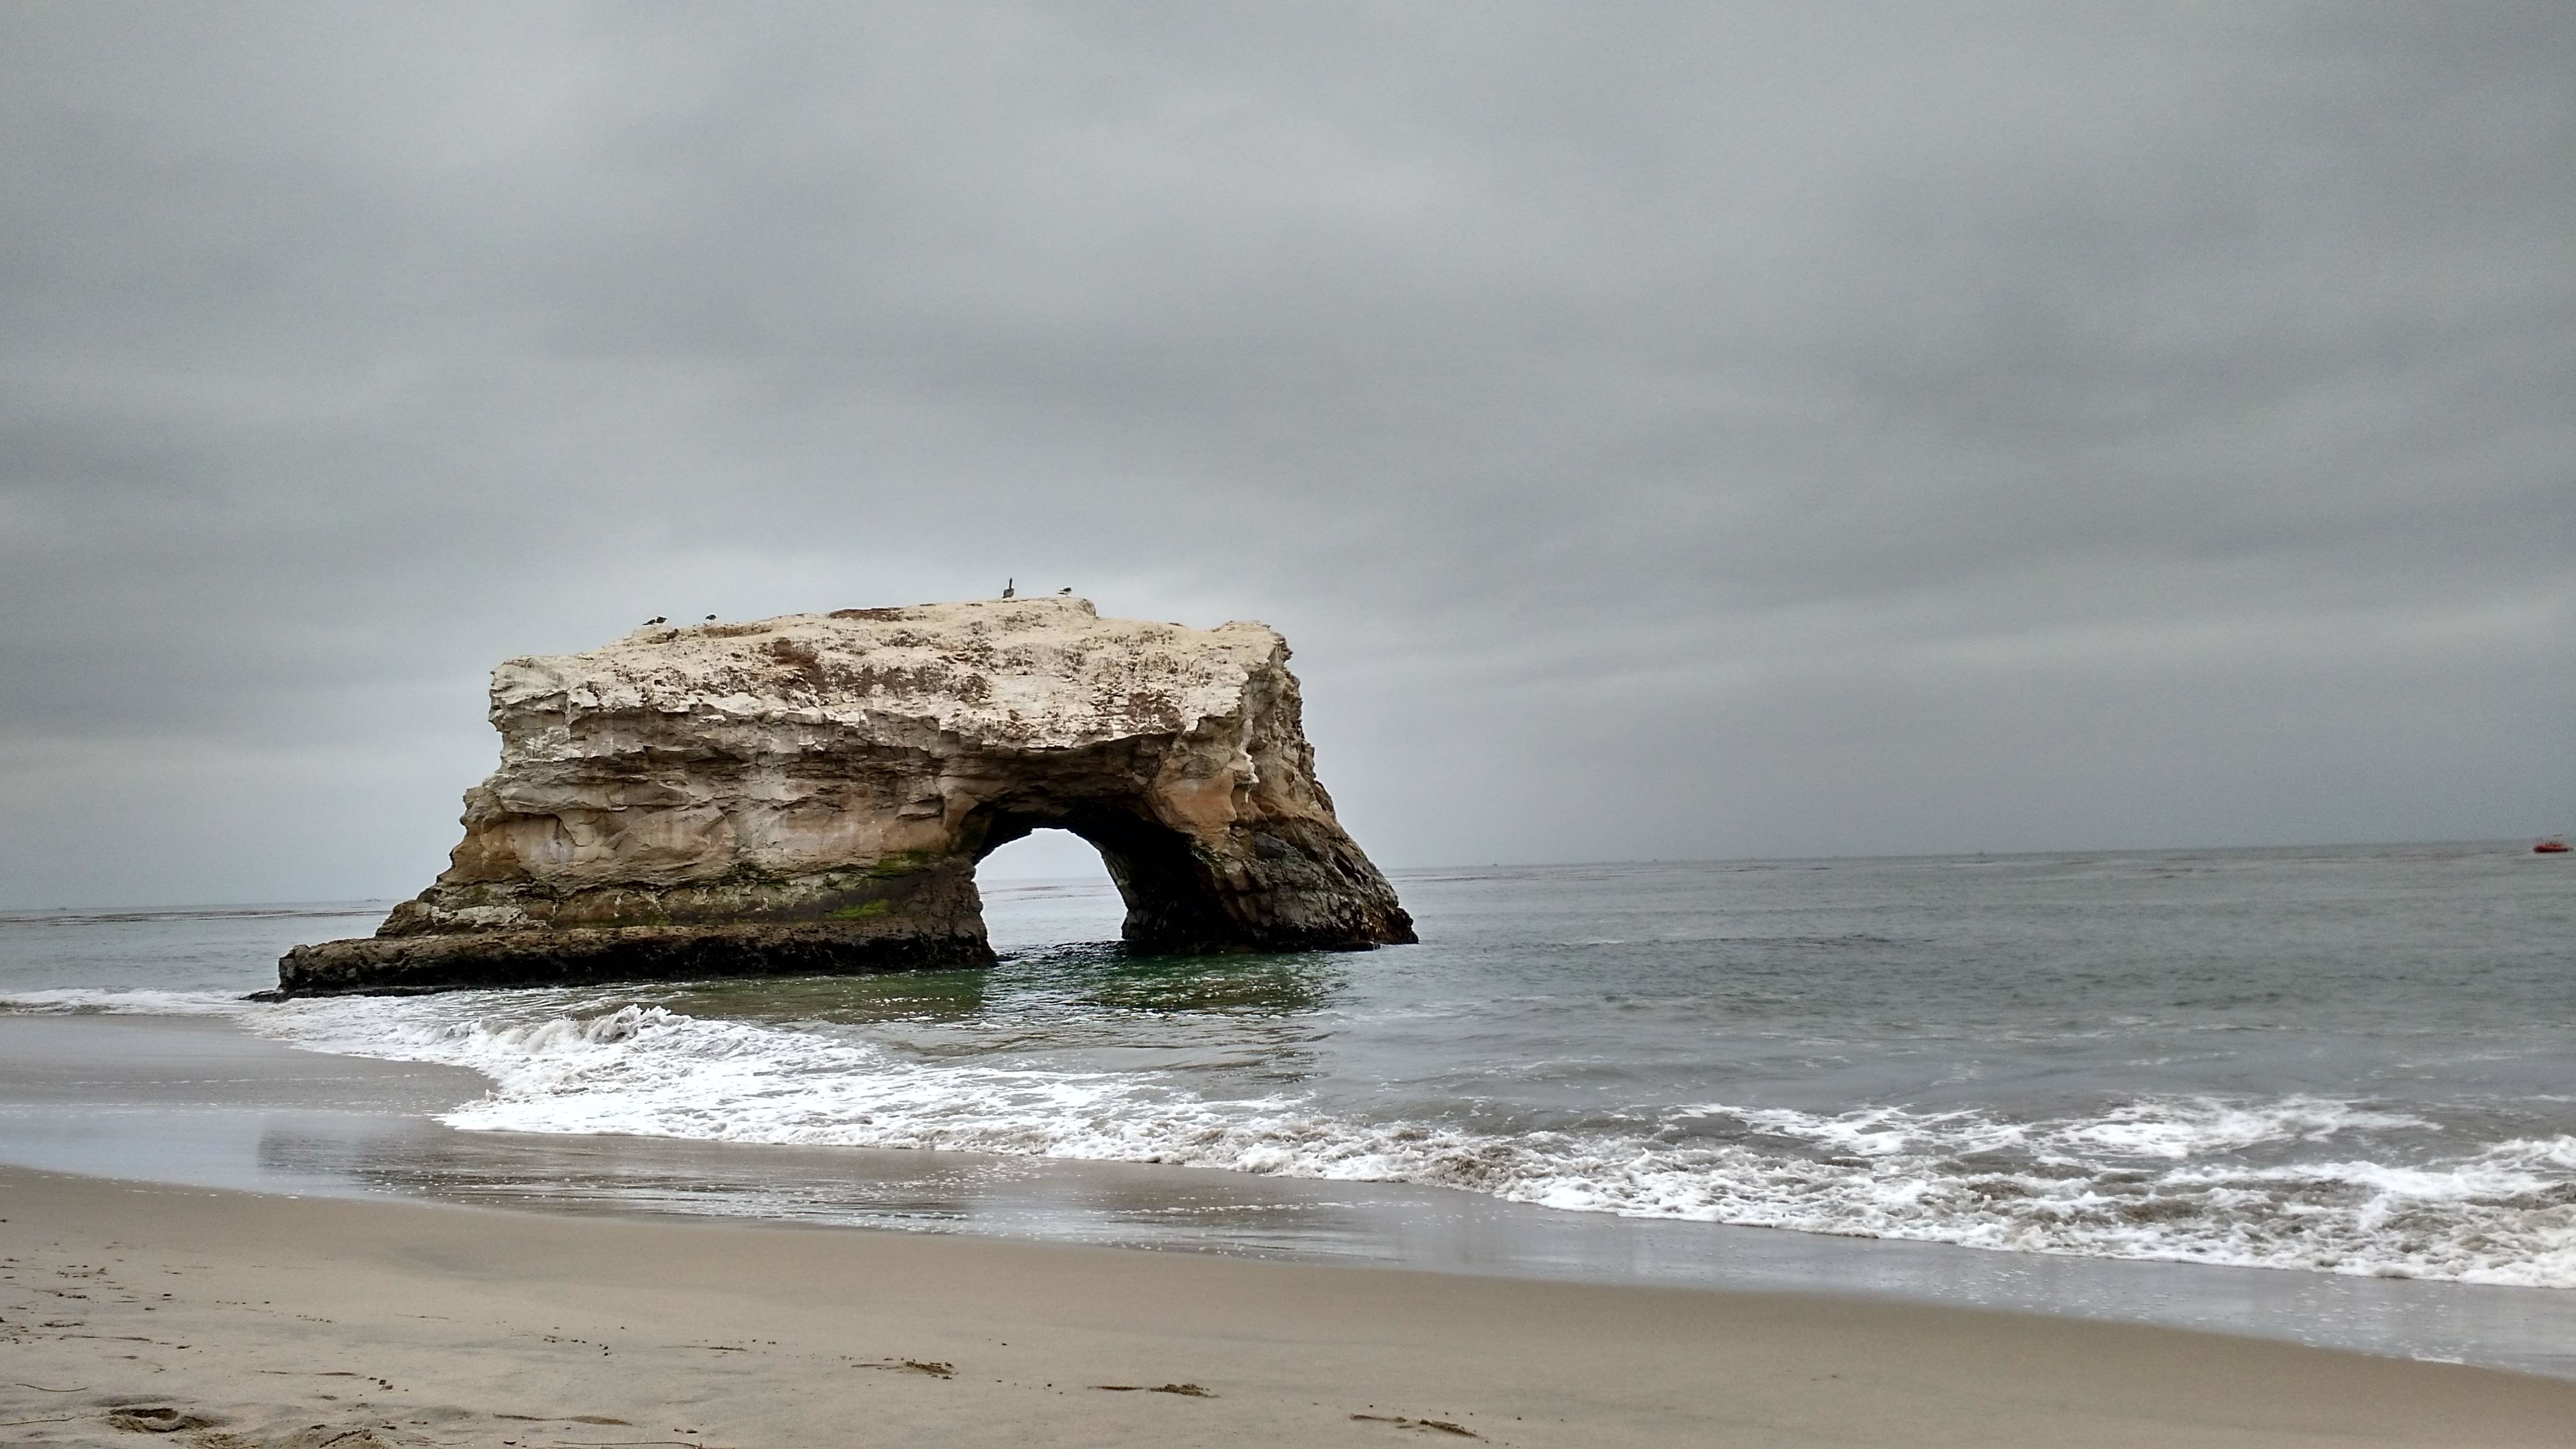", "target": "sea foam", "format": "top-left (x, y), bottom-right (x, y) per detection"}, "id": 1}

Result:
top-left (230, 993), bottom-right (2576, 1289)
top-left (0, 986), bottom-right (255, 1017)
